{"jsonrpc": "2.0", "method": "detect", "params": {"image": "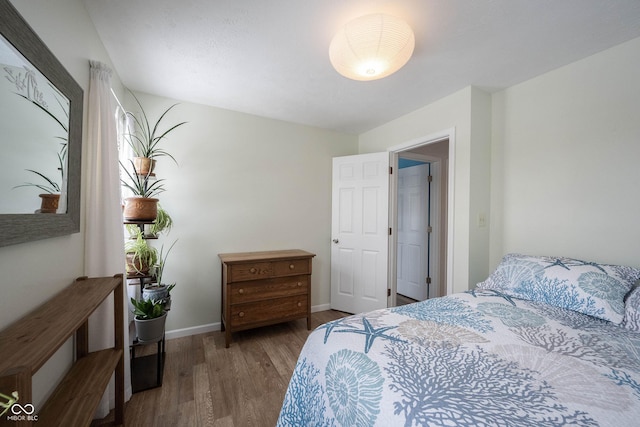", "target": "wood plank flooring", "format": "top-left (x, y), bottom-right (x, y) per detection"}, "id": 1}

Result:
top-left (95, 310), bottom-right (349, 427)
top-left (396, 293), bottom-right (419, 306)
